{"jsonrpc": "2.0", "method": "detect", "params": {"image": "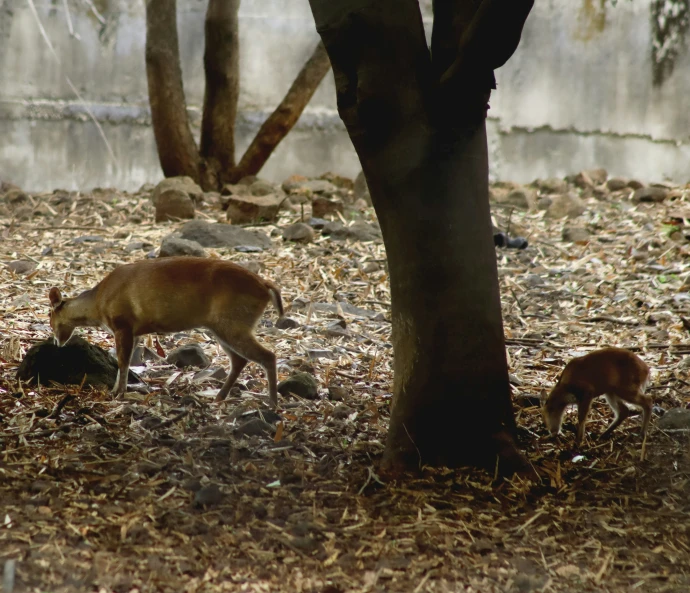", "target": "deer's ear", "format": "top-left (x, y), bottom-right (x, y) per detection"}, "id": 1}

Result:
top-left (49, 287), bottom-right (63, 310)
